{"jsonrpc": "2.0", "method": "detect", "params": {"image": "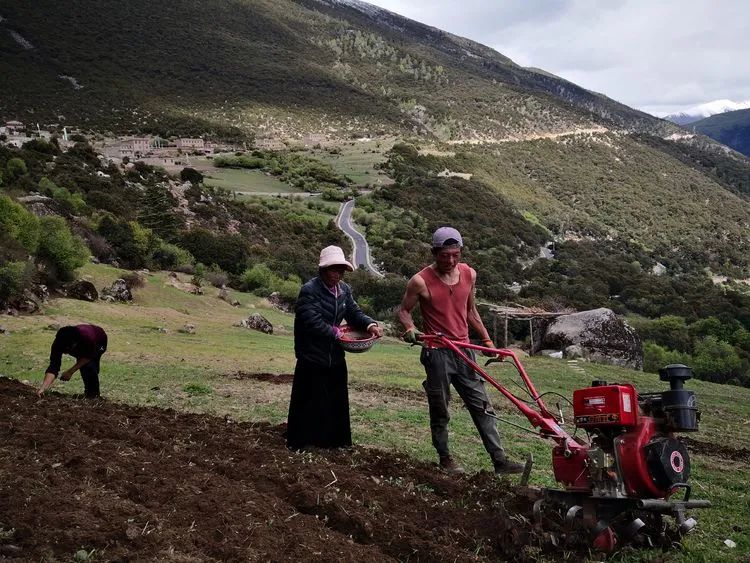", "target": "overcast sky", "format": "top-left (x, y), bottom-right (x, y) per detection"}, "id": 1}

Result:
top-left (362, 0), bottom-right (749, 116)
